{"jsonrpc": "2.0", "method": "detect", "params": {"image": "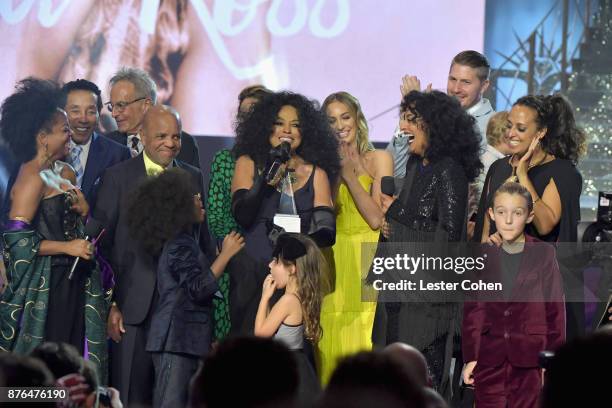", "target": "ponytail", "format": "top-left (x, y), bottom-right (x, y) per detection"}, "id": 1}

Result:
top-left (514, 94), bottom-right (586, 164)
